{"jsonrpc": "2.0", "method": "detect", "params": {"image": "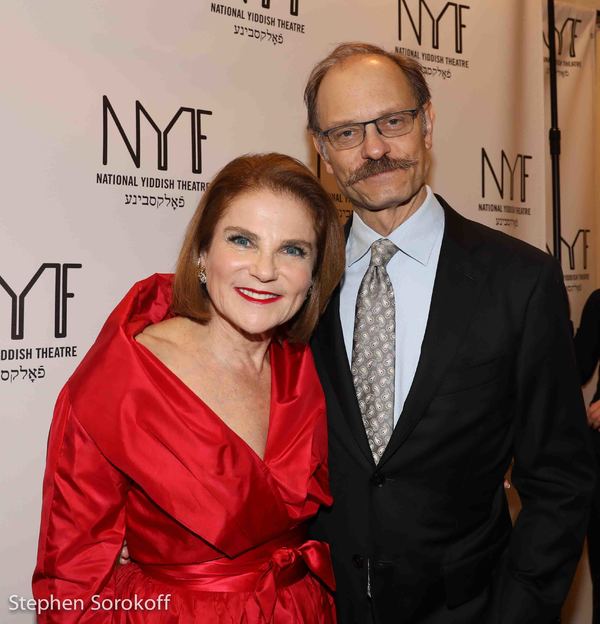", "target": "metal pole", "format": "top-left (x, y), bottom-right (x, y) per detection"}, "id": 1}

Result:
top-left (547, 0), bottom-right (562, 264)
